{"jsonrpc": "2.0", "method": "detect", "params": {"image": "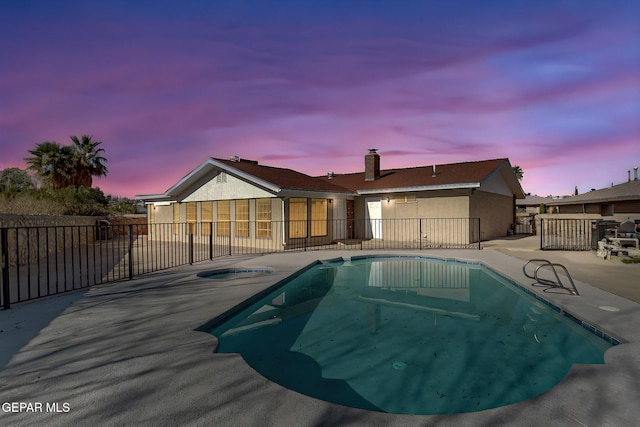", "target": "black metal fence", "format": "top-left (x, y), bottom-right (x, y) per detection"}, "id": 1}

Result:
top-left (1, 218), bottom-right (480, 309)
top-left (539, 218), bottom-right (594, 250)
